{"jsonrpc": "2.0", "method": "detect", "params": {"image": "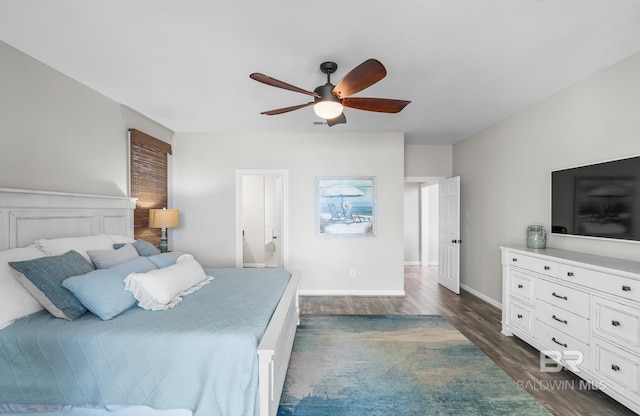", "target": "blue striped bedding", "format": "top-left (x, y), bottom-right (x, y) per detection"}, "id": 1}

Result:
top-left (0, 268), bottom-right (291, 416)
